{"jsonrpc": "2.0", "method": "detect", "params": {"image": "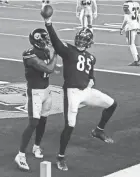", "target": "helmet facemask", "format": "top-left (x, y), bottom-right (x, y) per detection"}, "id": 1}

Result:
top-left (75, 28), bottom-right (94, 51)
